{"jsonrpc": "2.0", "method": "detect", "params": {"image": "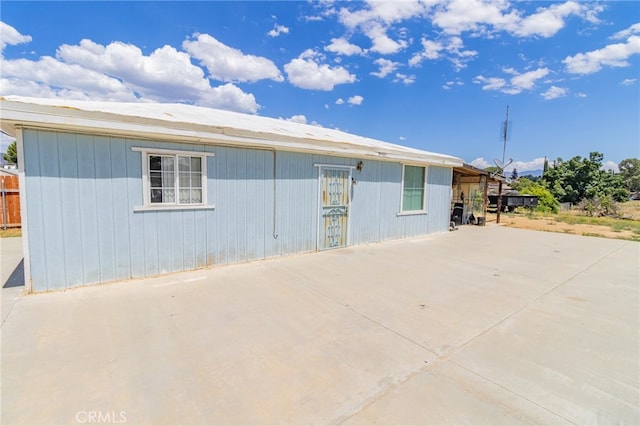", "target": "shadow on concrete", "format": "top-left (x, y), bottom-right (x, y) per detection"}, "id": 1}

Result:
top-left (3, 259), bottom-right (24, 288)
